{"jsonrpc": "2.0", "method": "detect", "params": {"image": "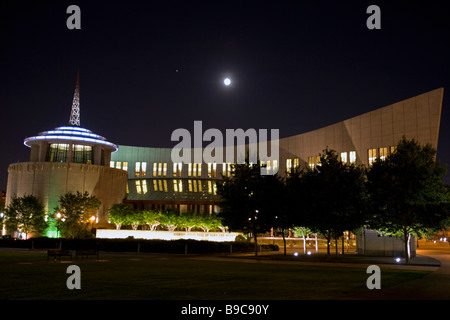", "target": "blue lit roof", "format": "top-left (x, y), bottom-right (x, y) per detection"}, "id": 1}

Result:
top-left (24, 126), bottom-right (118, 152)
